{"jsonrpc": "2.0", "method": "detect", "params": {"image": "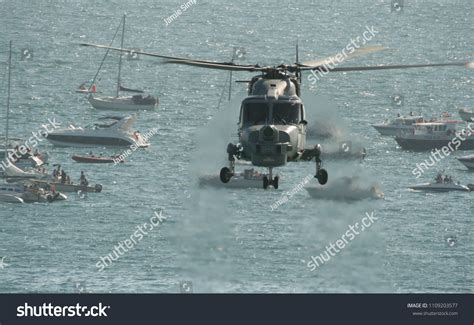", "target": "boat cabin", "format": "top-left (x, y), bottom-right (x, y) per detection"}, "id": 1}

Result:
top-left (413, 122), bottom-right (457, 135)
top-left (390, 116), bottom-right (424, 126)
